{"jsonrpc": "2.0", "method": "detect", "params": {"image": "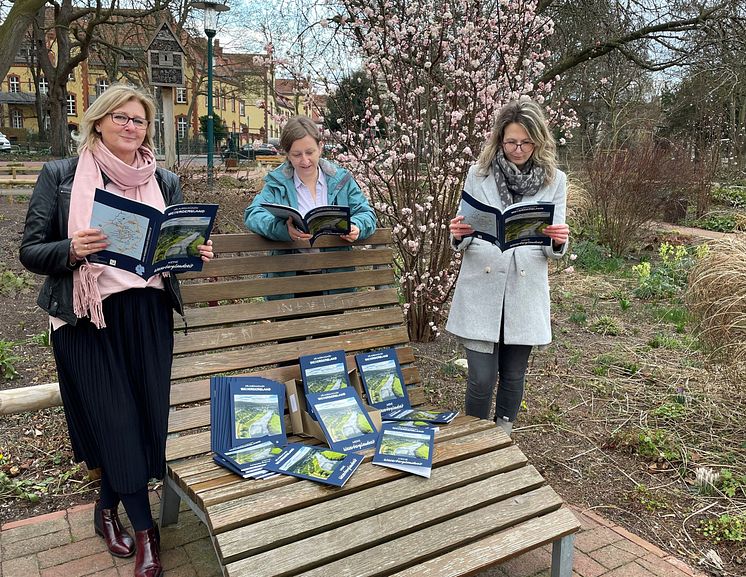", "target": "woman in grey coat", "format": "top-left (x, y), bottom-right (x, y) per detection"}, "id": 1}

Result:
top-left (445, 99), bottom-right (569, 434)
